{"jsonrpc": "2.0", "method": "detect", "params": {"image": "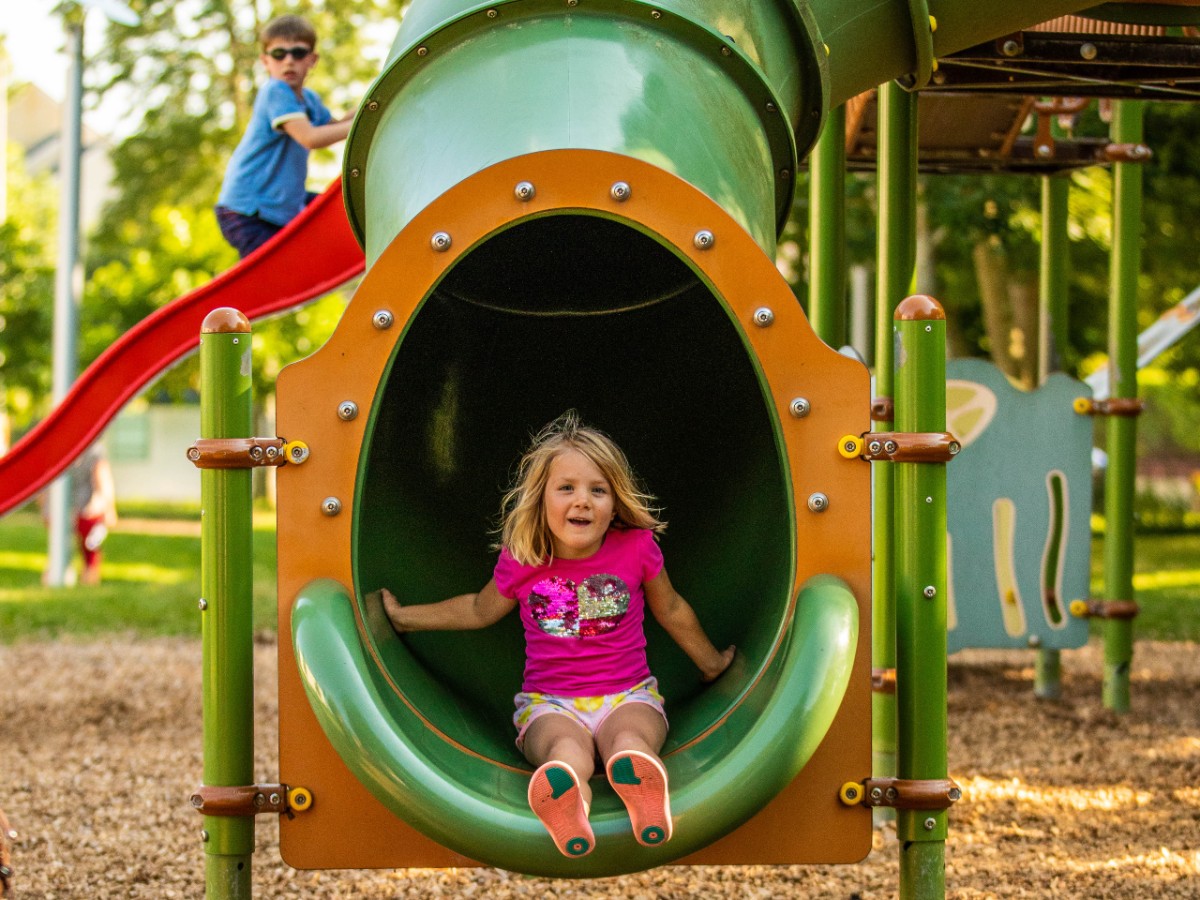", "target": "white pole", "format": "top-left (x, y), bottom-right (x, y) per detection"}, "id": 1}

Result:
top-left (45, 14), bottom-right (85, 586)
